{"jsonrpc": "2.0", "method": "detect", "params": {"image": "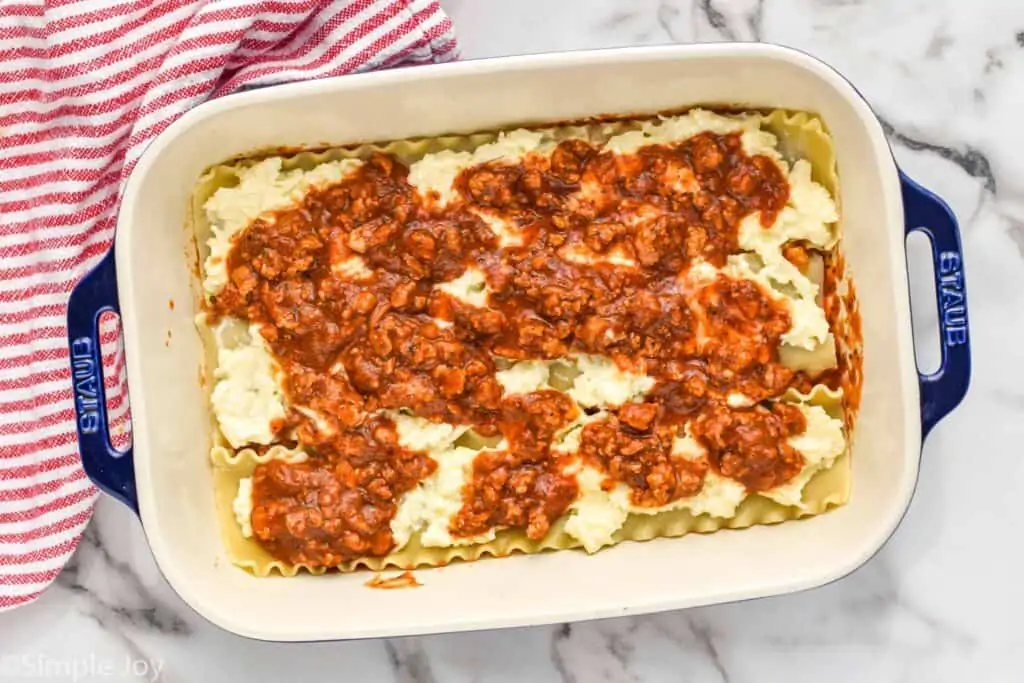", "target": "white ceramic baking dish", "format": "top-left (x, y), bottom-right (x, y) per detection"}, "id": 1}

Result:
top-left (67, 43), bottom-right (970, 641)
